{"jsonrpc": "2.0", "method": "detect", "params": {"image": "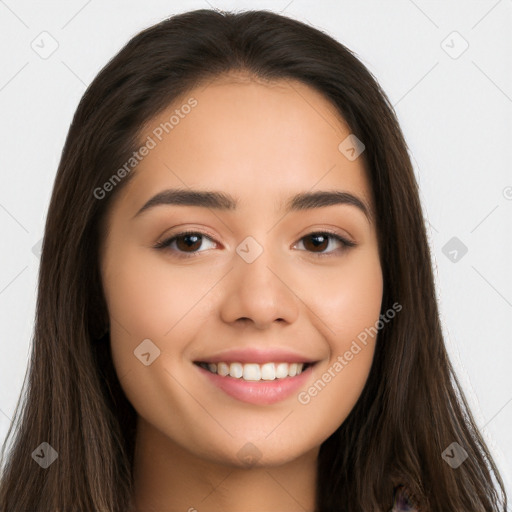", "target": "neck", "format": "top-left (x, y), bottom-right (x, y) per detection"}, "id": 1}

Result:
top-left (131, 417), bottom-right (318, 512)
